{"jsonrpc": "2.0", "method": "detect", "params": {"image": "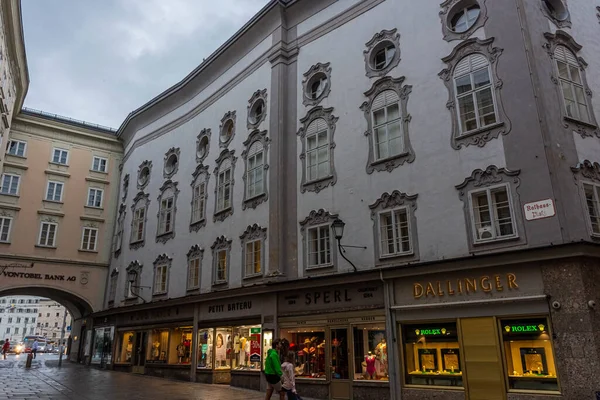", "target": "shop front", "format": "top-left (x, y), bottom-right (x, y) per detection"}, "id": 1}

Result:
top-left (278, 283), bottom-right (390, 400)
top-left (392, 265), bottom-right (560, 400)
top-left (110, 304), bottom-right (195, 381)
top-left (90, 326), bottom-right (115, 368)
top-left (196, 294), bottom-right (275, 391)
